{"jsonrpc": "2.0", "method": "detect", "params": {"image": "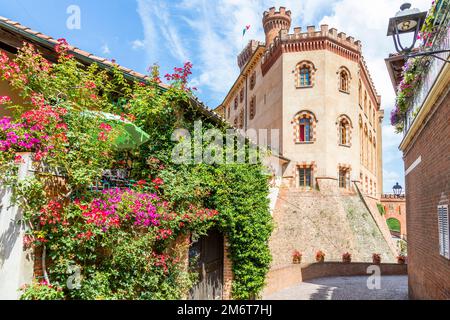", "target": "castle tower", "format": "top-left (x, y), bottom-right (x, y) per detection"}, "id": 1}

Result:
top-left (262, 7), bottom-right (292, 47)
top-left (216, 7), bottom-right (396, 268)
